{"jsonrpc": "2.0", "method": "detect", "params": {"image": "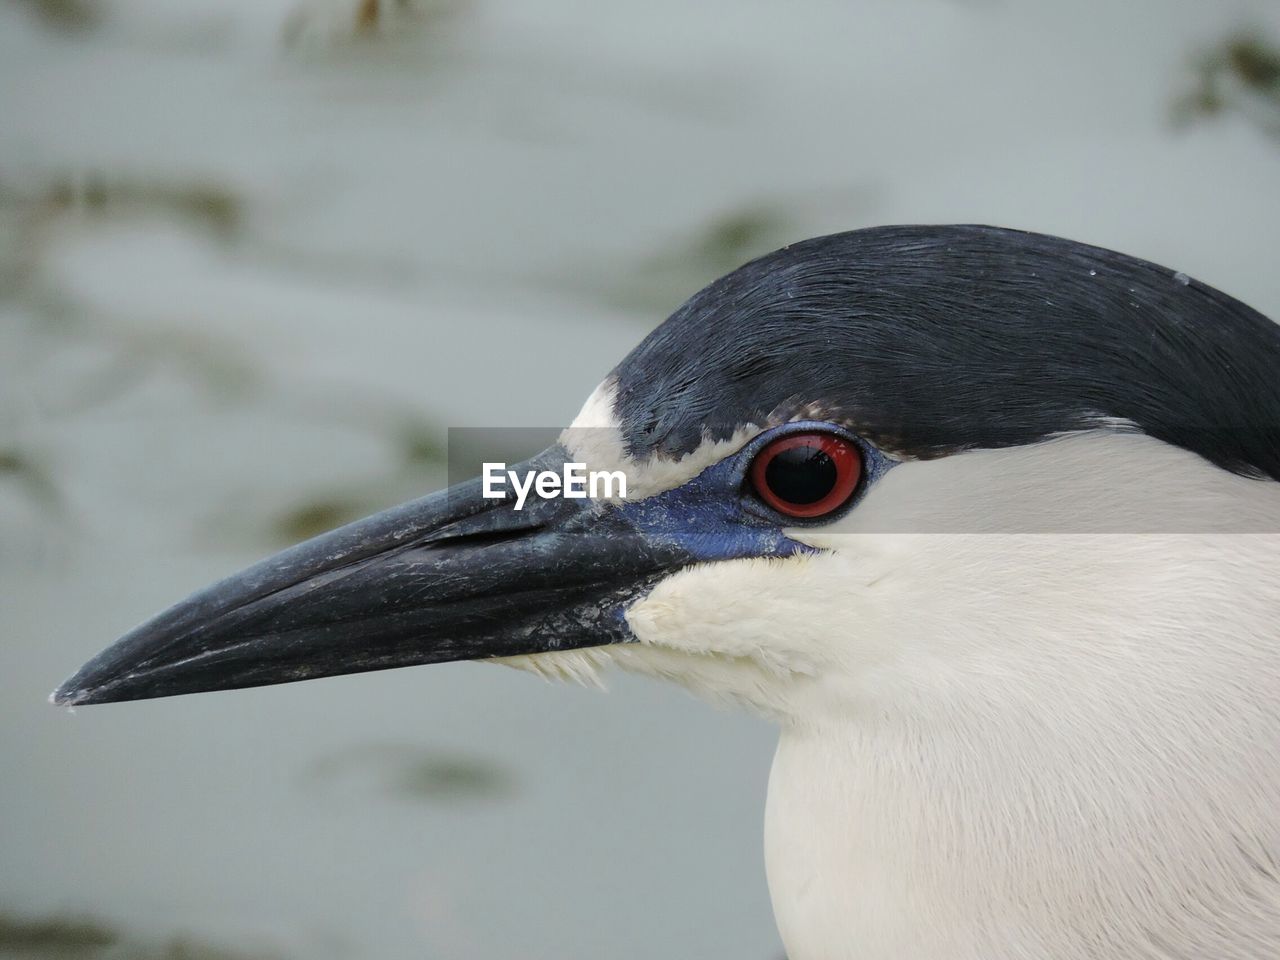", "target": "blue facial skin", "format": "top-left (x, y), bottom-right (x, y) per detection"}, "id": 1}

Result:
top-left (609, 419), bottom-right (898, 570)
top-left (582, 420), bottom-right (897, 639)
